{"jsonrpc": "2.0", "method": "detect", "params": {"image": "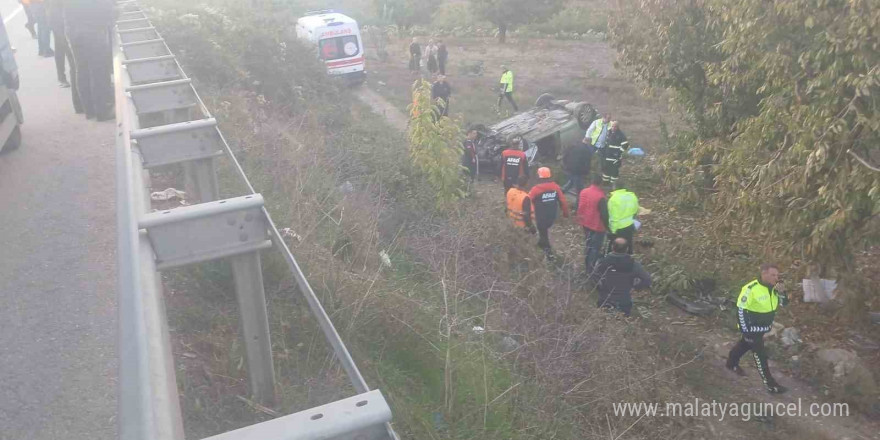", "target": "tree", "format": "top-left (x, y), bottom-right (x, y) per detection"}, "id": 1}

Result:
top-left (408, 79), bottom-right (465, 210)
top-left (610, 0), bottom-right (880, 314)
top-left (470, 0), bottom-right (564, 43)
